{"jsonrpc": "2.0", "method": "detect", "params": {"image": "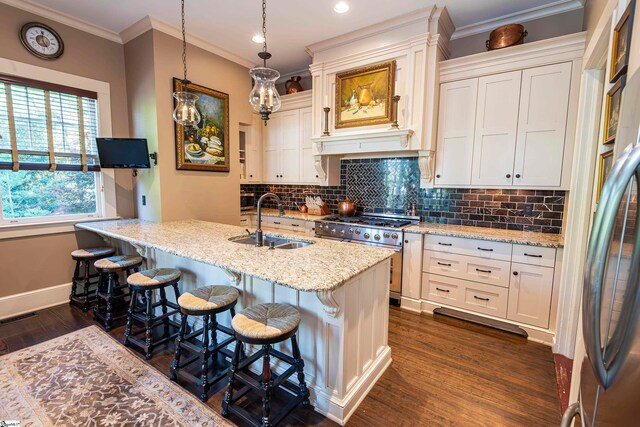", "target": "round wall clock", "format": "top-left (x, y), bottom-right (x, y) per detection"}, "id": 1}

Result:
top-left (19, 22), bottom-right (64, 60)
